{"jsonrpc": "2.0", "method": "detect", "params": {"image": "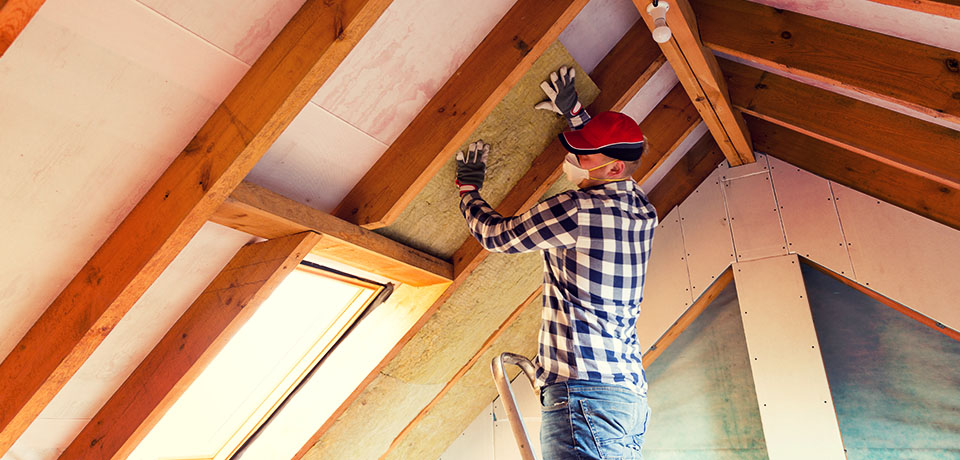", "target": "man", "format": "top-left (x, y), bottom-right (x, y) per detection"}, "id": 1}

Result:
top-left (455, 66), bottom-right (658, 459)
